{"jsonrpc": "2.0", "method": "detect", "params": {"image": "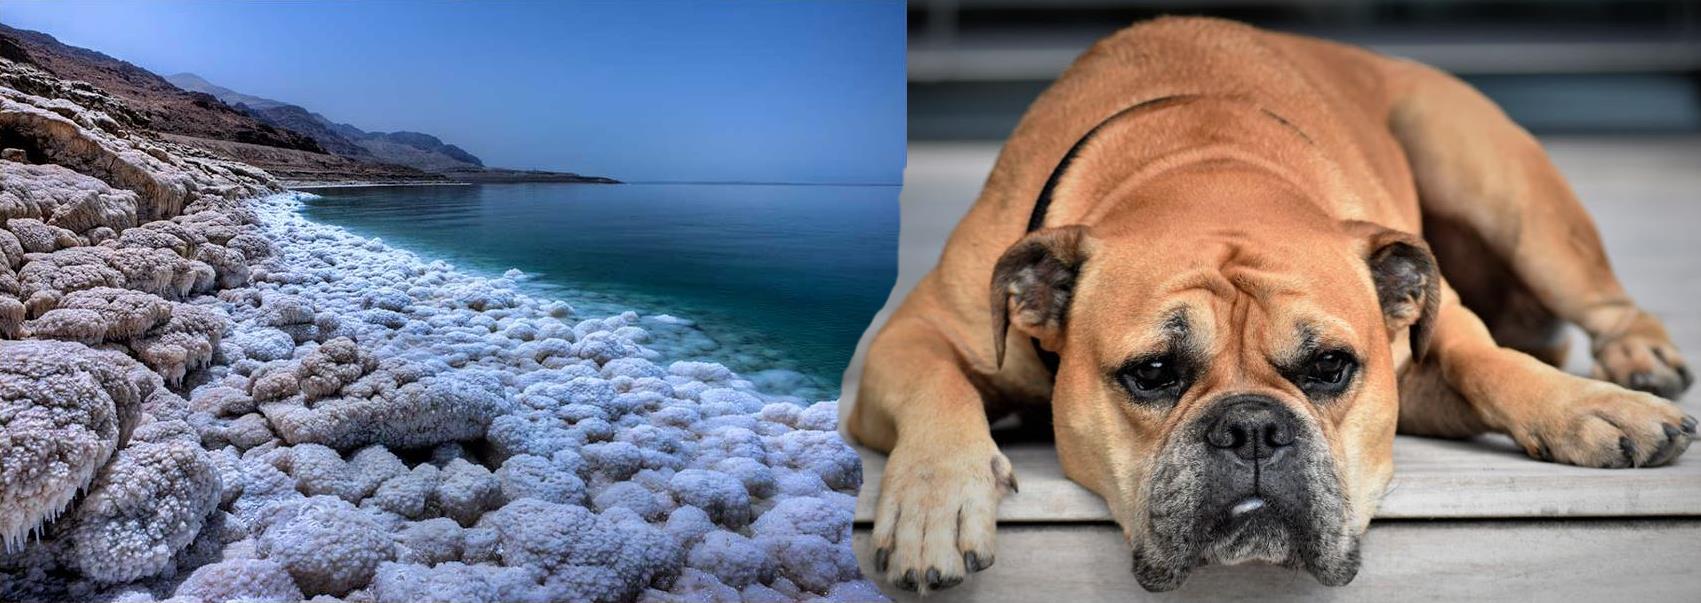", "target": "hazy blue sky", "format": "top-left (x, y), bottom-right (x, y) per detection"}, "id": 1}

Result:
top-left (3, 1), bottom-right (906, 184)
